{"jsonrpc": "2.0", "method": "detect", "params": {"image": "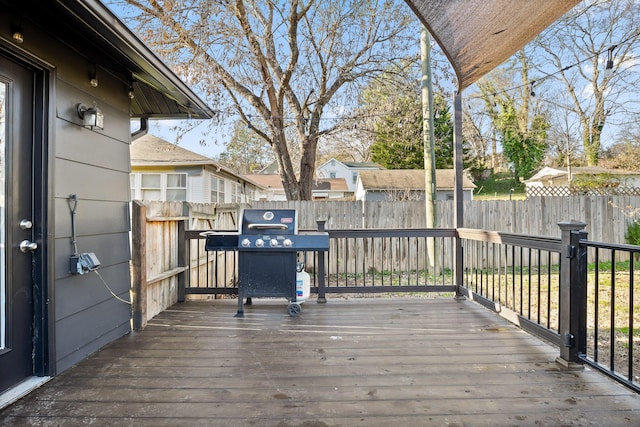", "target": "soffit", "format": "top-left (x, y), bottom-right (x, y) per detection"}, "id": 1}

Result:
top-left (404, 0), bottom-right (581, 90)
top-left (2, 0), bottom-right (213, 119)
